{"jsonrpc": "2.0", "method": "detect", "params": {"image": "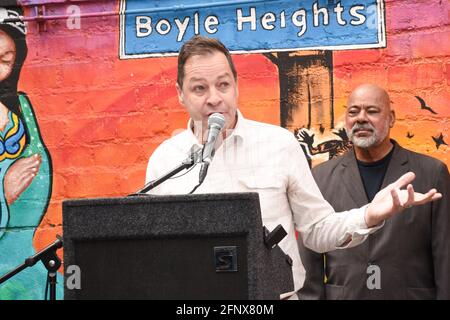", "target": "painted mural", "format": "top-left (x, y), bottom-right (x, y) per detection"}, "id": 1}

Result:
top-left (0, 1), bottom-right (60, 299)
top-left (0, 0), bottom-right (448, 299)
